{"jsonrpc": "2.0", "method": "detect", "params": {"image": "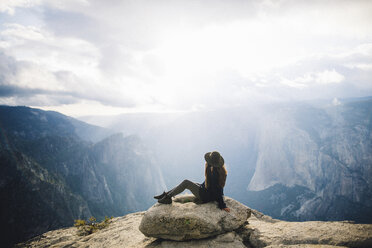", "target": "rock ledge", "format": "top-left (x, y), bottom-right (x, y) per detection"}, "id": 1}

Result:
top-left (139, 194), bottom-right (251, 240)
